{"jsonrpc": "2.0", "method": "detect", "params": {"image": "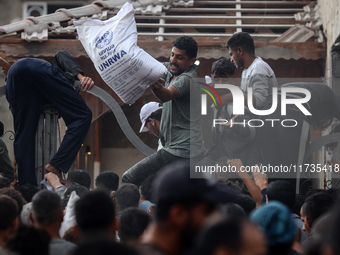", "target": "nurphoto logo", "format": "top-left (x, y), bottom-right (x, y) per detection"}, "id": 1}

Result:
top-left (199, 83), bottom-right (312, 128)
